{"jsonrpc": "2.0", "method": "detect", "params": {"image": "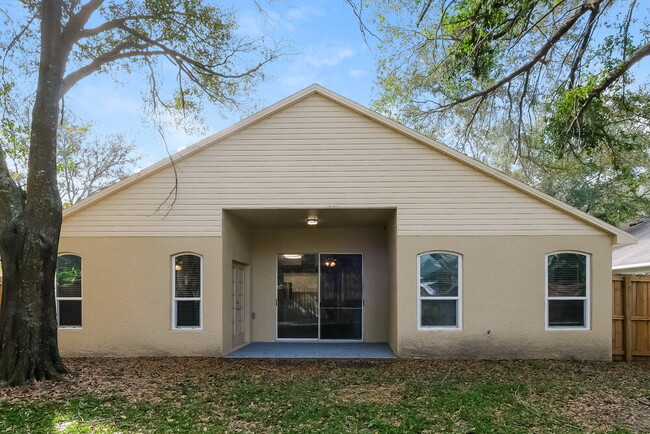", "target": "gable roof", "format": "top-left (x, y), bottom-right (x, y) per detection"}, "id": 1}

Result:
top-left (613, 219), bottom-right (650, 269)
top-left (63, 84), bottom-right (636, 246)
